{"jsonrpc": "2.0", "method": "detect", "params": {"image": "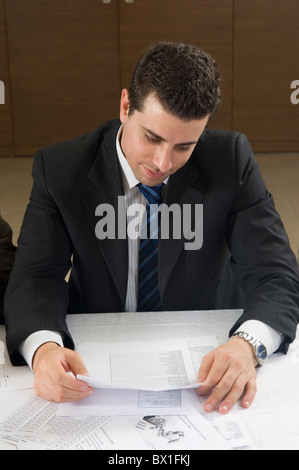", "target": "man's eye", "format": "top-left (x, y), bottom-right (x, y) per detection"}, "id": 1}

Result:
top-left (145, 134), bottom-right (160, 144)
top-left (177, 146), bottom-right (190, 153)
